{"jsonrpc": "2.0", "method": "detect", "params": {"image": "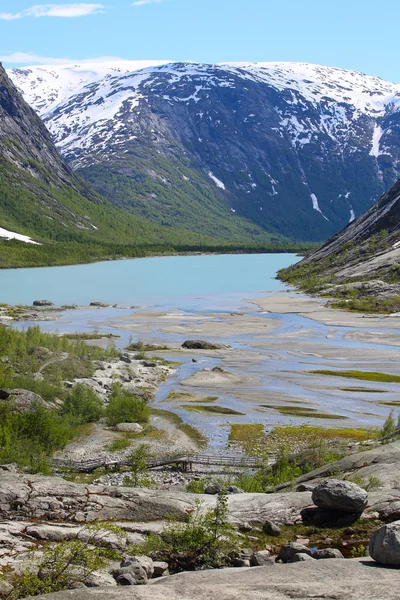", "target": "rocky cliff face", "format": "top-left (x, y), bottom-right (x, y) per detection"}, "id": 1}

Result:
top-left (279, 177), bottom-right (400, 307)
top-left (10, 61), bottom-right (400, 242)
top-left (0, 63), bottom-right (108, 241)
